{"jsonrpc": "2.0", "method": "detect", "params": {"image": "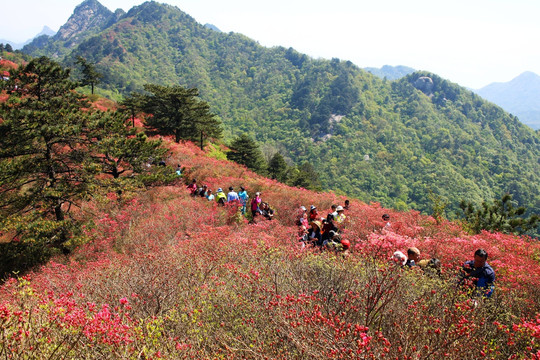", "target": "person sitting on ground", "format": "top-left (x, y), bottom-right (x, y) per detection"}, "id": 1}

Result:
top-left (227, 186), bottom-right (239, 203)
top-left (215, 188), bottom-right (227, 206)
top-left (405, 247), bottom-right (420, 267)
top-left (392, 251), bottom-right (408, 266)
top-left (335, 205), bottom-right (346, 224)
top-left (323, 230), bottom-right (341, 249)
top-left (298, 212), bottom-right (309, 228)
top-left (259, 202), bottom-right (275, 220)
top-left (296, 206), bottom-right (307, 226)
top-left (461, 249), bottom-right (495, 298)
top-left (417, 258), bottom-right (442, 277)
top-left (321, 214), bottom-right (339, 242)
top-left (308, 220), bottom-right (323, 246)
top-left (206, 189), bottom-right (215, 201)
top-left (344, 199), bottom-right (350, 210)
top-left (198, 184), bottom-right (208, 197)
top-left (175, 164), bottom-right (182, 176)
top-left (238, 186), bottom-right (249, 215)
top-left (309, 206), bottom-right (319, 223)
top-left (187, 179), bottom-right (197, 196)
top-left (251, 192), bottom-right (262, 218)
